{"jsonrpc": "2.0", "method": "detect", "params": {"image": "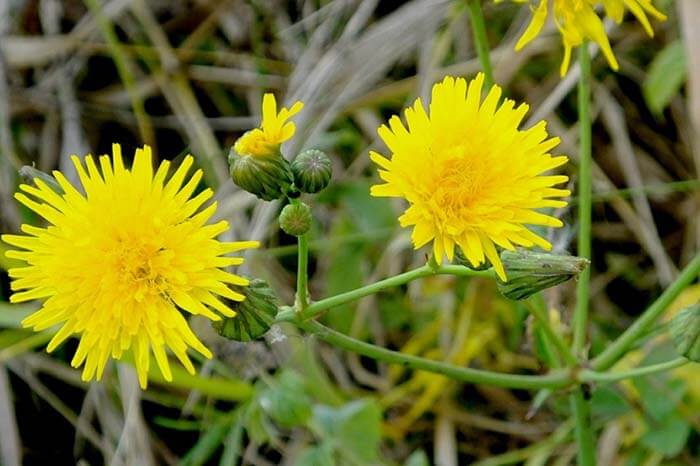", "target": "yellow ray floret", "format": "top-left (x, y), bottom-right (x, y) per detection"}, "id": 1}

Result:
top-left (2, 144), bottom-right (259, 388)
top-left (233, 93), bottom-right (304, 156)
top-left (370, 74), bottom-right (570, 281)
top-left (510, 0), bottom-right (666, 76)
